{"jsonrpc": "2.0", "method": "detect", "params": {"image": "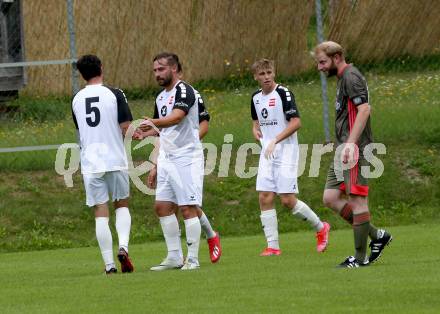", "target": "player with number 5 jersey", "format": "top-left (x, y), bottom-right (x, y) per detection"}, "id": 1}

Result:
top-left (72, 55), bottom-right (134, 275)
